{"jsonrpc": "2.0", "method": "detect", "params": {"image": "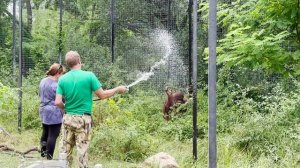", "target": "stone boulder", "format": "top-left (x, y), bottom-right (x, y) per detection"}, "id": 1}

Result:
top-left (140, 152), bottom-right (179, 168)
